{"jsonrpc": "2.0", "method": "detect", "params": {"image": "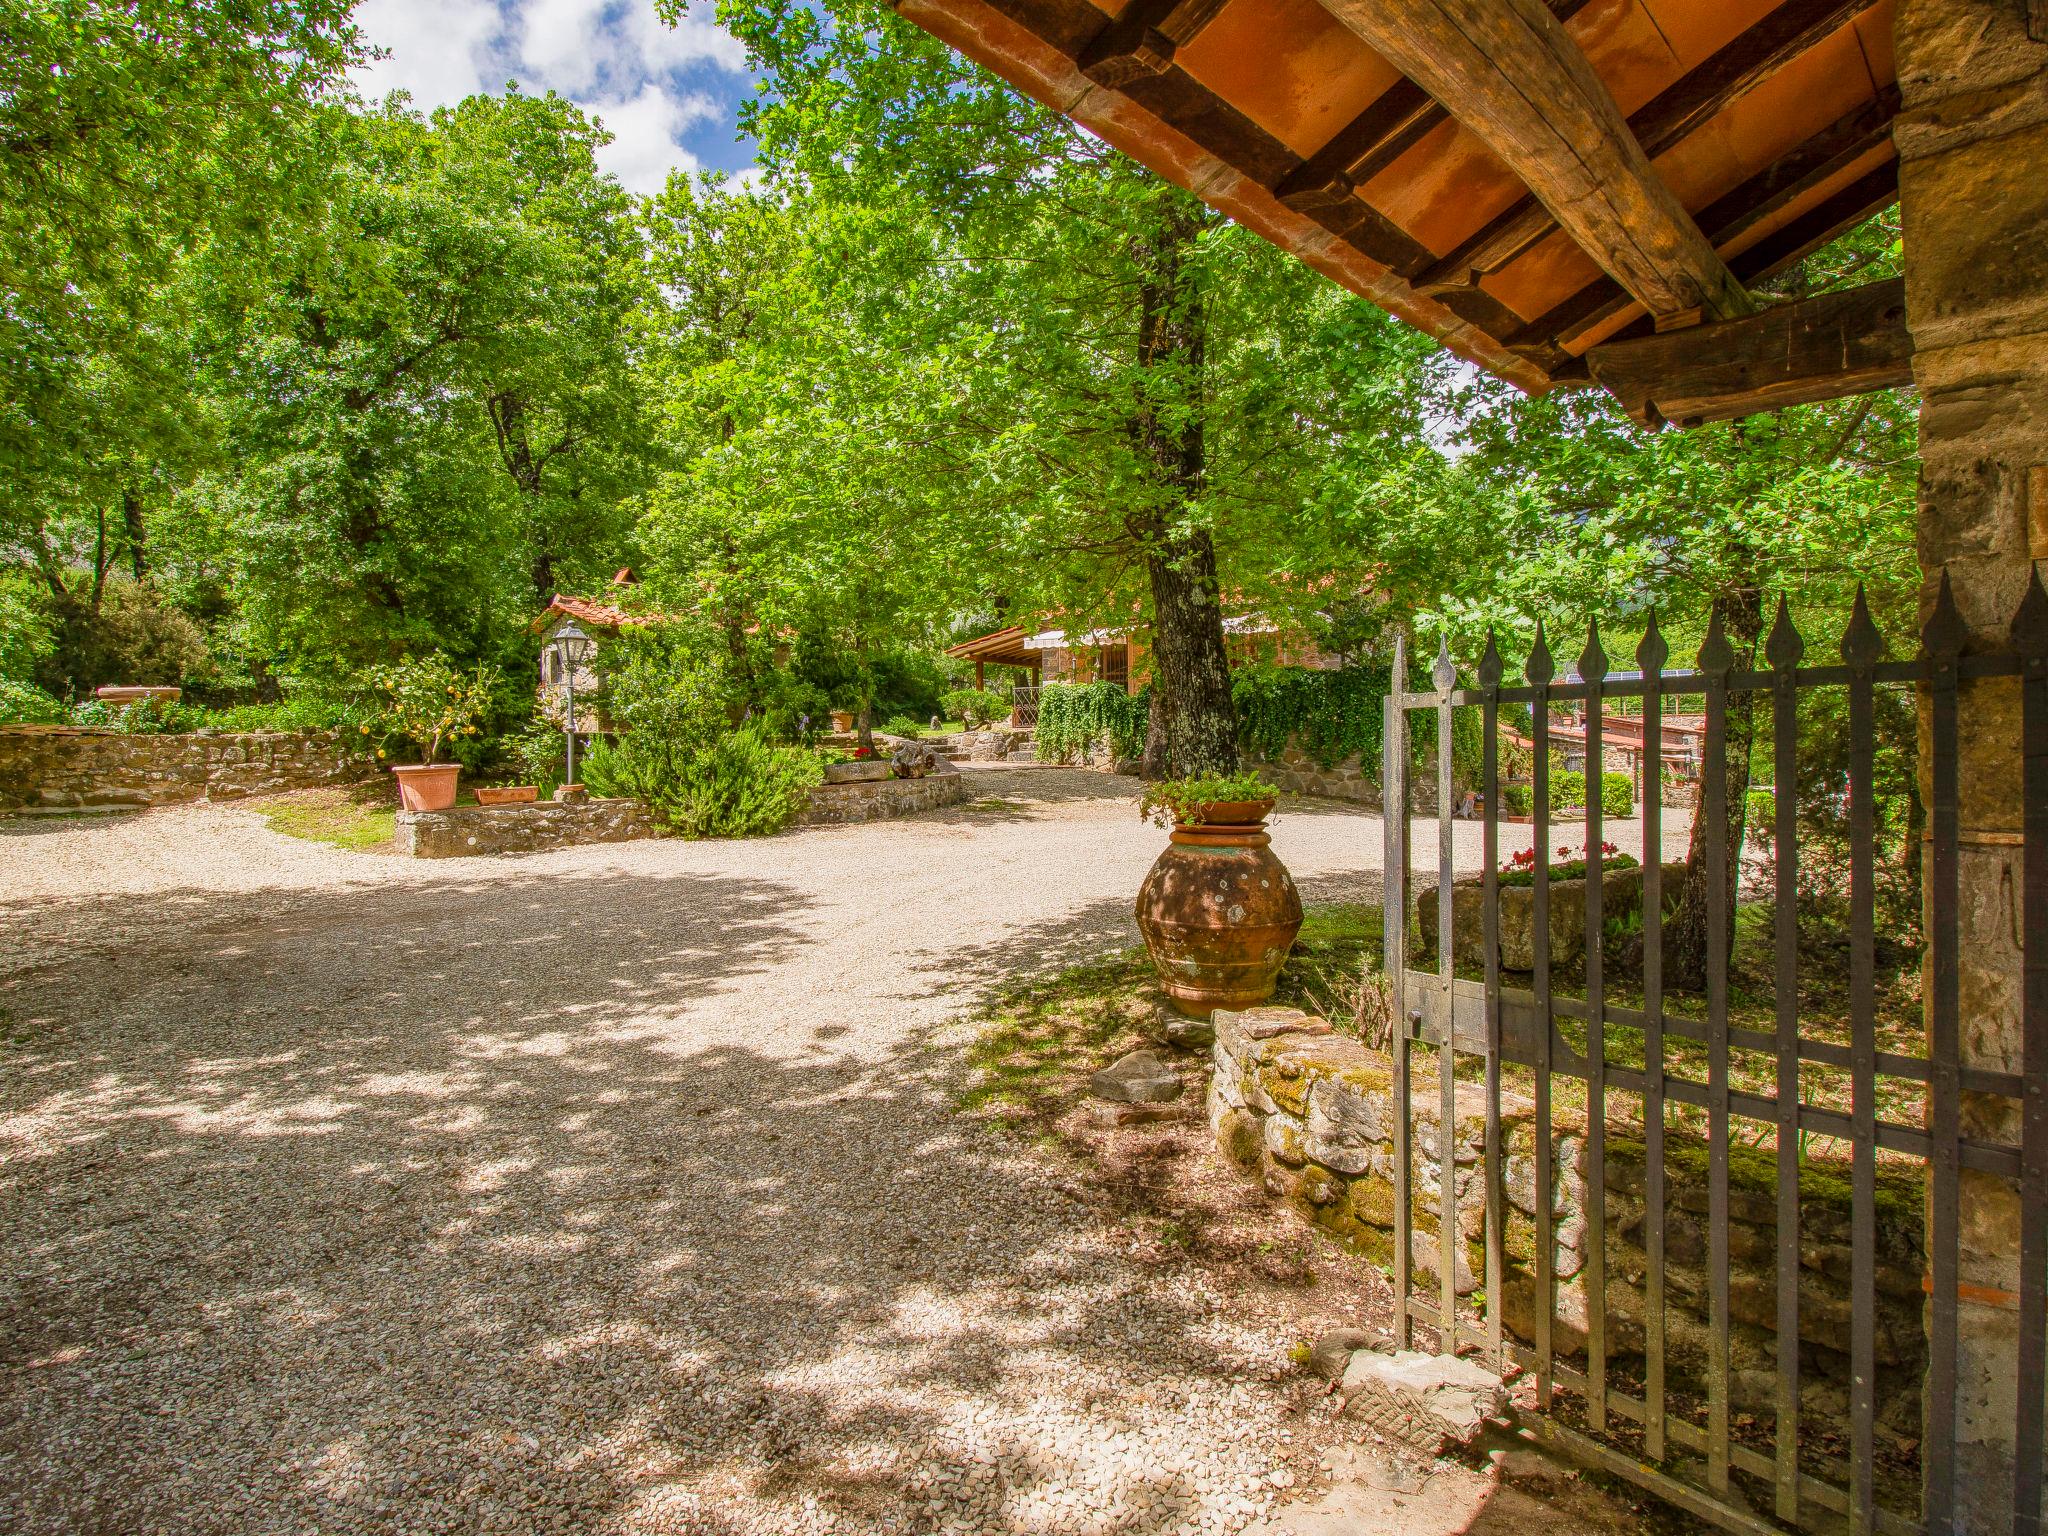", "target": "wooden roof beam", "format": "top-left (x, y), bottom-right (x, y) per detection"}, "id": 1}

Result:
top-left (1315, 0), bottom-right (1754, 323)
top-left (1512, 89), bottom-right (1900, 361)
top-left (1584, 275), bottom-right (1911, 427)
top-left (1075, 0), bottom-right (1232, 89)
top-left (1272, 0), bottom-right (1590, 211)
top-left (1417, 0), bottom-right (1878, 295)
